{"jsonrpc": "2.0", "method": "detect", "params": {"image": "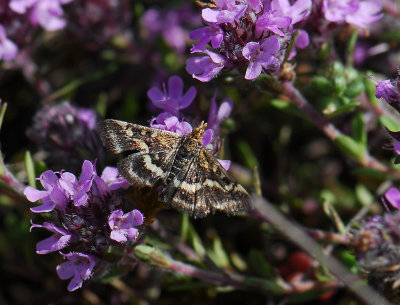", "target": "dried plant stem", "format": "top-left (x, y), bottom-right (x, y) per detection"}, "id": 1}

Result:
top-left (249, 195), bottom-right (393, 305)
